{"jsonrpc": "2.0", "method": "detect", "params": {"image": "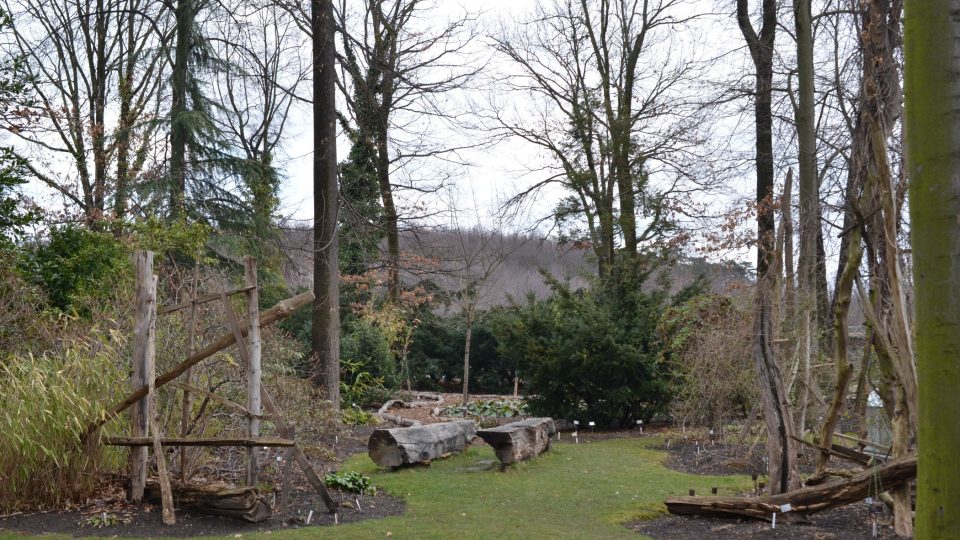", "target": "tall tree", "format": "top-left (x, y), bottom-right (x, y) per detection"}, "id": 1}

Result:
top-left (335, 0), bottom-right (479, 302)
top-left (792, 0), bottom-right (820, 436)
top-left (1, 0), bottom-right (166, 225)
top-left (311, 0), bottom-right (341, 409)
top-left (904, 1), bottom-right (960, 536)
top-left (737, 0), bottom-right (800, 495)
top-left (492, 0), bottom-right (710, 279)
